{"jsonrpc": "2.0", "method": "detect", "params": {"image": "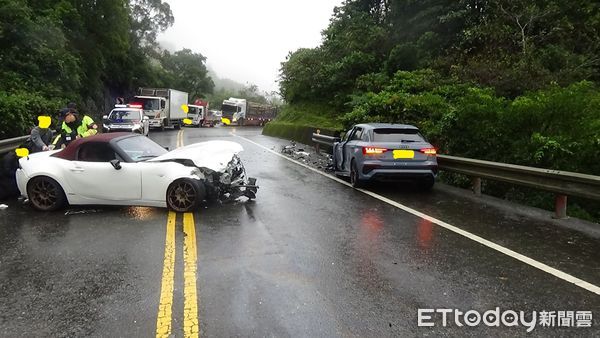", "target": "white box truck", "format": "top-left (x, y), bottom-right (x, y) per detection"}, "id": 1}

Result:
top-left (131, 88), bottom-right (189, 130)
